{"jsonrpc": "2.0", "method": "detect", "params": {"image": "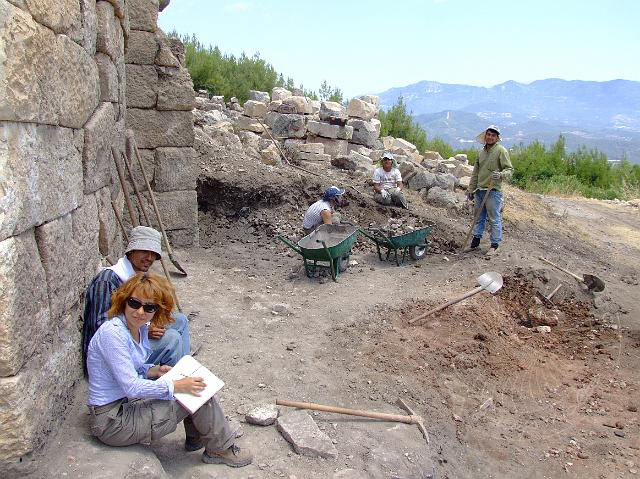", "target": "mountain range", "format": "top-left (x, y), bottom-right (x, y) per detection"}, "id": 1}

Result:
top-left (376, 79), bottom-right (640, 163)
